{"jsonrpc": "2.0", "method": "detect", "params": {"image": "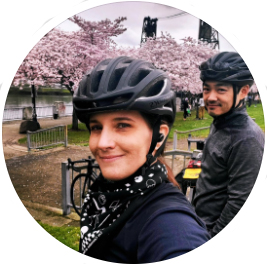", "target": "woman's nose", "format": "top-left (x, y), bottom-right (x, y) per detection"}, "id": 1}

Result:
top-left (97, 128), bottom-right (116, 150)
